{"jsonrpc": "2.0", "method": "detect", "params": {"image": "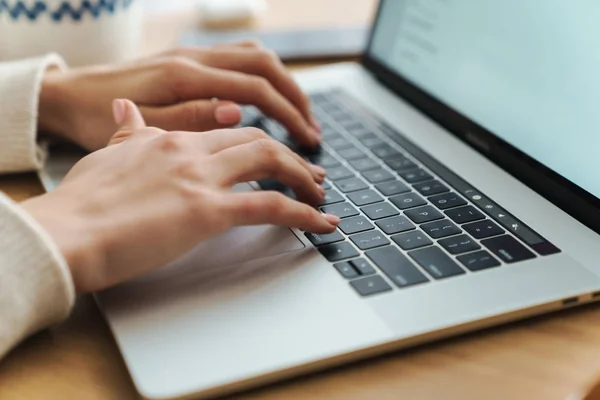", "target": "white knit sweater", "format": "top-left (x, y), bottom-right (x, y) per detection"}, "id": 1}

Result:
top-left (0, 54), bottom-right (75, 359)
